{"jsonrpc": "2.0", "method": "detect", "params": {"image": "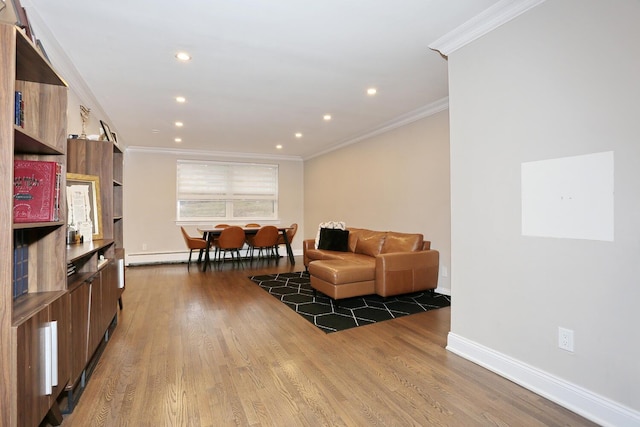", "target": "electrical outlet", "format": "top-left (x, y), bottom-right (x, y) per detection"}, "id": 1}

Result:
top-left (142, 243), bottom-right (148, 251)
top-left (441, 266), bottom-right (448, 278)
top-left (558, 327), bottom-right (574, 352)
